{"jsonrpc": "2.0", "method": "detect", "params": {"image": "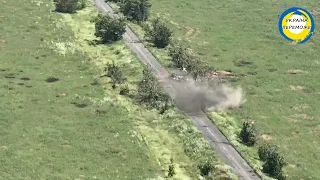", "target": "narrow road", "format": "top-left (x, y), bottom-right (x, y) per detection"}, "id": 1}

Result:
top-left (92, 0), bottom-right (261, 179)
